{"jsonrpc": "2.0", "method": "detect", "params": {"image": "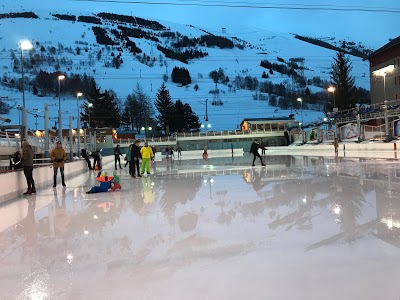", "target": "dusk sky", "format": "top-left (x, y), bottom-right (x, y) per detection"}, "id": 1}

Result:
top-left (5, 0), bottom-right (399, 48)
